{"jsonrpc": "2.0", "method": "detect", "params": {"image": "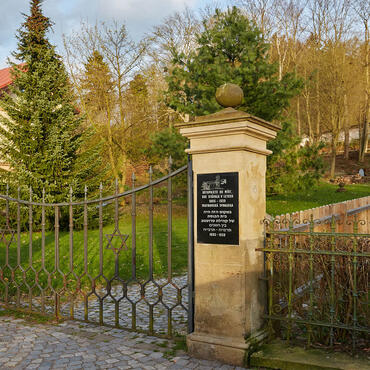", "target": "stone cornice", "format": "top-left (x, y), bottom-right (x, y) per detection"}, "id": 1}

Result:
top-left (185, 145), bottom-right (272, 156)
top-left (180, 120), bottom-right (277, 142)
top-left (176, 107), bottom-right (281, 133)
